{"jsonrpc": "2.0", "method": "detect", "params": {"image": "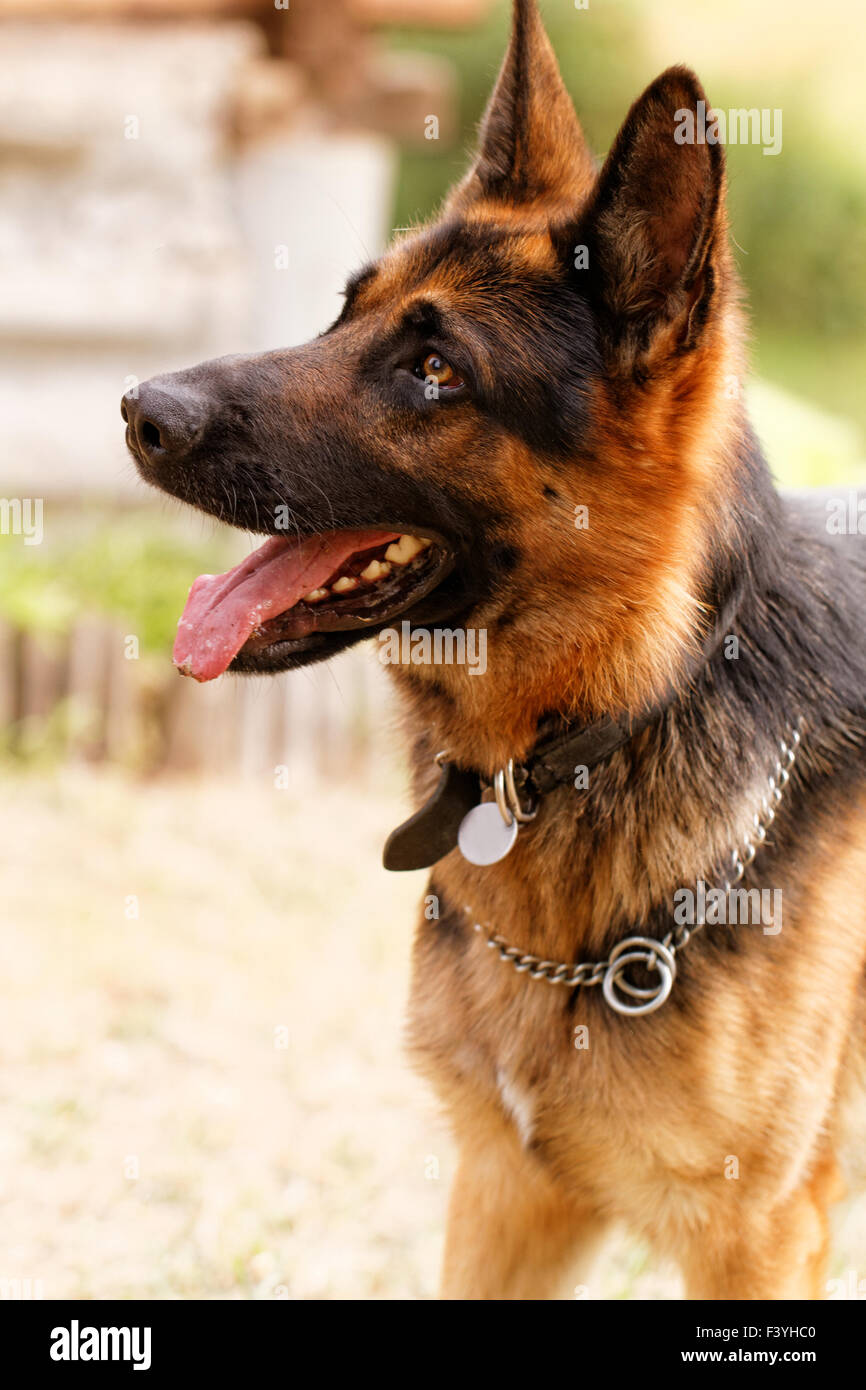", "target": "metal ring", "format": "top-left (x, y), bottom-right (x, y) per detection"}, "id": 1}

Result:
top-left (603, 950), bottom-right (675, 1015)
top-left (504, 759), bottom-right (538, 824)
top-left (611, 952), bottom-right (663, 1000)
top-left (602, 937), bottom-right (676, 1016)
top-left (493, 769), bottom-right (514, 828)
